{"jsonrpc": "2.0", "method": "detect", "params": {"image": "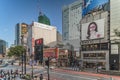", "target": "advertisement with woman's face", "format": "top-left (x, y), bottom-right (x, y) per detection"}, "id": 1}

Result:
top-left (81, 19), bottom-right (105, 40)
